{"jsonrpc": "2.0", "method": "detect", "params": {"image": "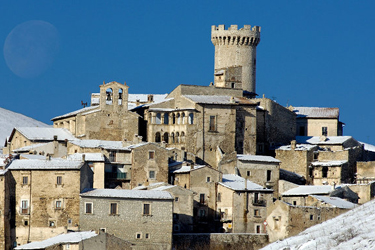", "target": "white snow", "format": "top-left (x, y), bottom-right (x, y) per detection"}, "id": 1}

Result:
top-left (172, 165), bottom-right (206, 173)
top-left (293, 107), bottom-right (339, 118)
top-left (310, 195), bottom-right (357, 209)
top-left (8, 159), bottom-right (83, 170)
top-left (81, 188), bottom-right (173, 200)
top-left (360, 141), bottom-right (375, 152)
top-left (0, 107), bottom-right (50, 147)
top-left (14, 127), bottom-right (76, 141)
top-left (277, 144), bottom-right (317, 151)
top-left (261, 199), bottom-right (375, 250)
top-left (310, 160), bottom-right (348, 167)
top-left (15, 231), bottom-right (97, 249)
top-left (282, 185), bottom-right (333, 196)
top-left (237, 154), bottom-right (280, 163)
top-left (220, 174), bottom-right (272, 191)
top-left (296, 136), bottom-right (353, 145)
top-left (66, 153), bottom-right (104, 162)
top-left (51, 106), bottom-right (98, 120)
